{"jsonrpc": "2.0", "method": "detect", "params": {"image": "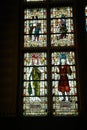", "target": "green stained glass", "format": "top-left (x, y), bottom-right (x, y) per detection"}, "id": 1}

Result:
top-left (23, 53), bottom-right (48, 116)
top-left (51, 52), bottom-right (78, 115)
top-left (24, 8), bottom-right (47, 47)
top-left (51, 7), bottom-right (74, 46)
